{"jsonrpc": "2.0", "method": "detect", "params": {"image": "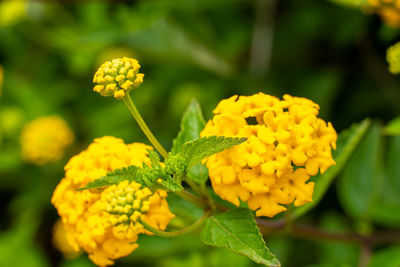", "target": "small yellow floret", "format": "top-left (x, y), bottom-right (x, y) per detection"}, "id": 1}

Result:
top-left (52, 219), bottom-right (81, 259)
top-left (20, 115), bottom-right (74, 165)
top-left (387, 42), bottom-right (400, 74)
top-left (93, 57), bottom-right (144, 99)
top-left (51, 137), bottom-right (174, 266)
top-left (201, 93), bottom-right (337, 217)
top-left (367, 0), bottom-right (400, 28)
